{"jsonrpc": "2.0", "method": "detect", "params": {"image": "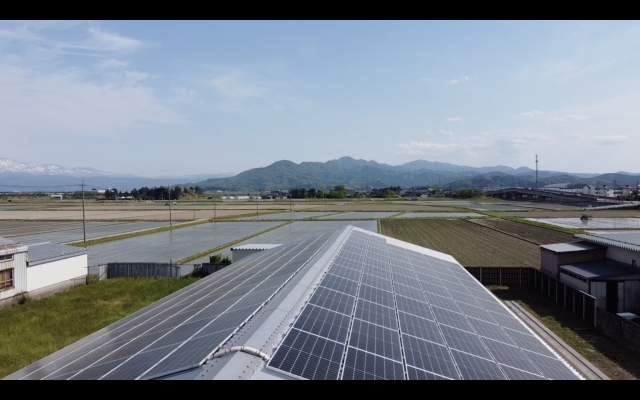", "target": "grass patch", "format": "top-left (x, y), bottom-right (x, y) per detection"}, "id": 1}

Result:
top-left (490, 286), bottom-right (640, 380)
top-left (0, 276), bottom-right (198, 379)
